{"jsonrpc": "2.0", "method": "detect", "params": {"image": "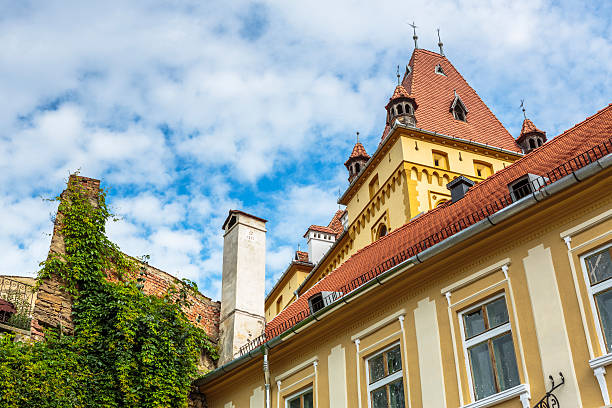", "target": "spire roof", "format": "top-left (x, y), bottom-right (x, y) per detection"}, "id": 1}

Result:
top-left (344, 142), bottom-right (370, 166)
top-left (519, 118), bottom-right (546, 138)
top-left (381, 49), bottom-right (521, 153)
